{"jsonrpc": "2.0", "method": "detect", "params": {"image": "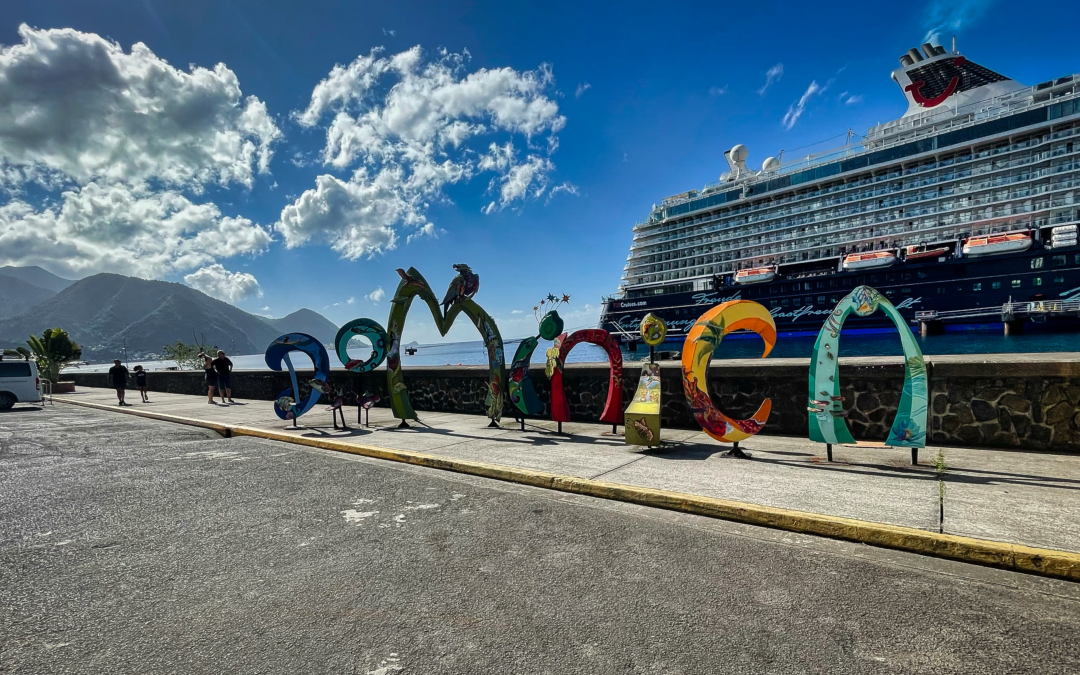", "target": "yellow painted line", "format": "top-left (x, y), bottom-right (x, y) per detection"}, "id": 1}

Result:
top-left (54, 396), bottom-right (1080, 582)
